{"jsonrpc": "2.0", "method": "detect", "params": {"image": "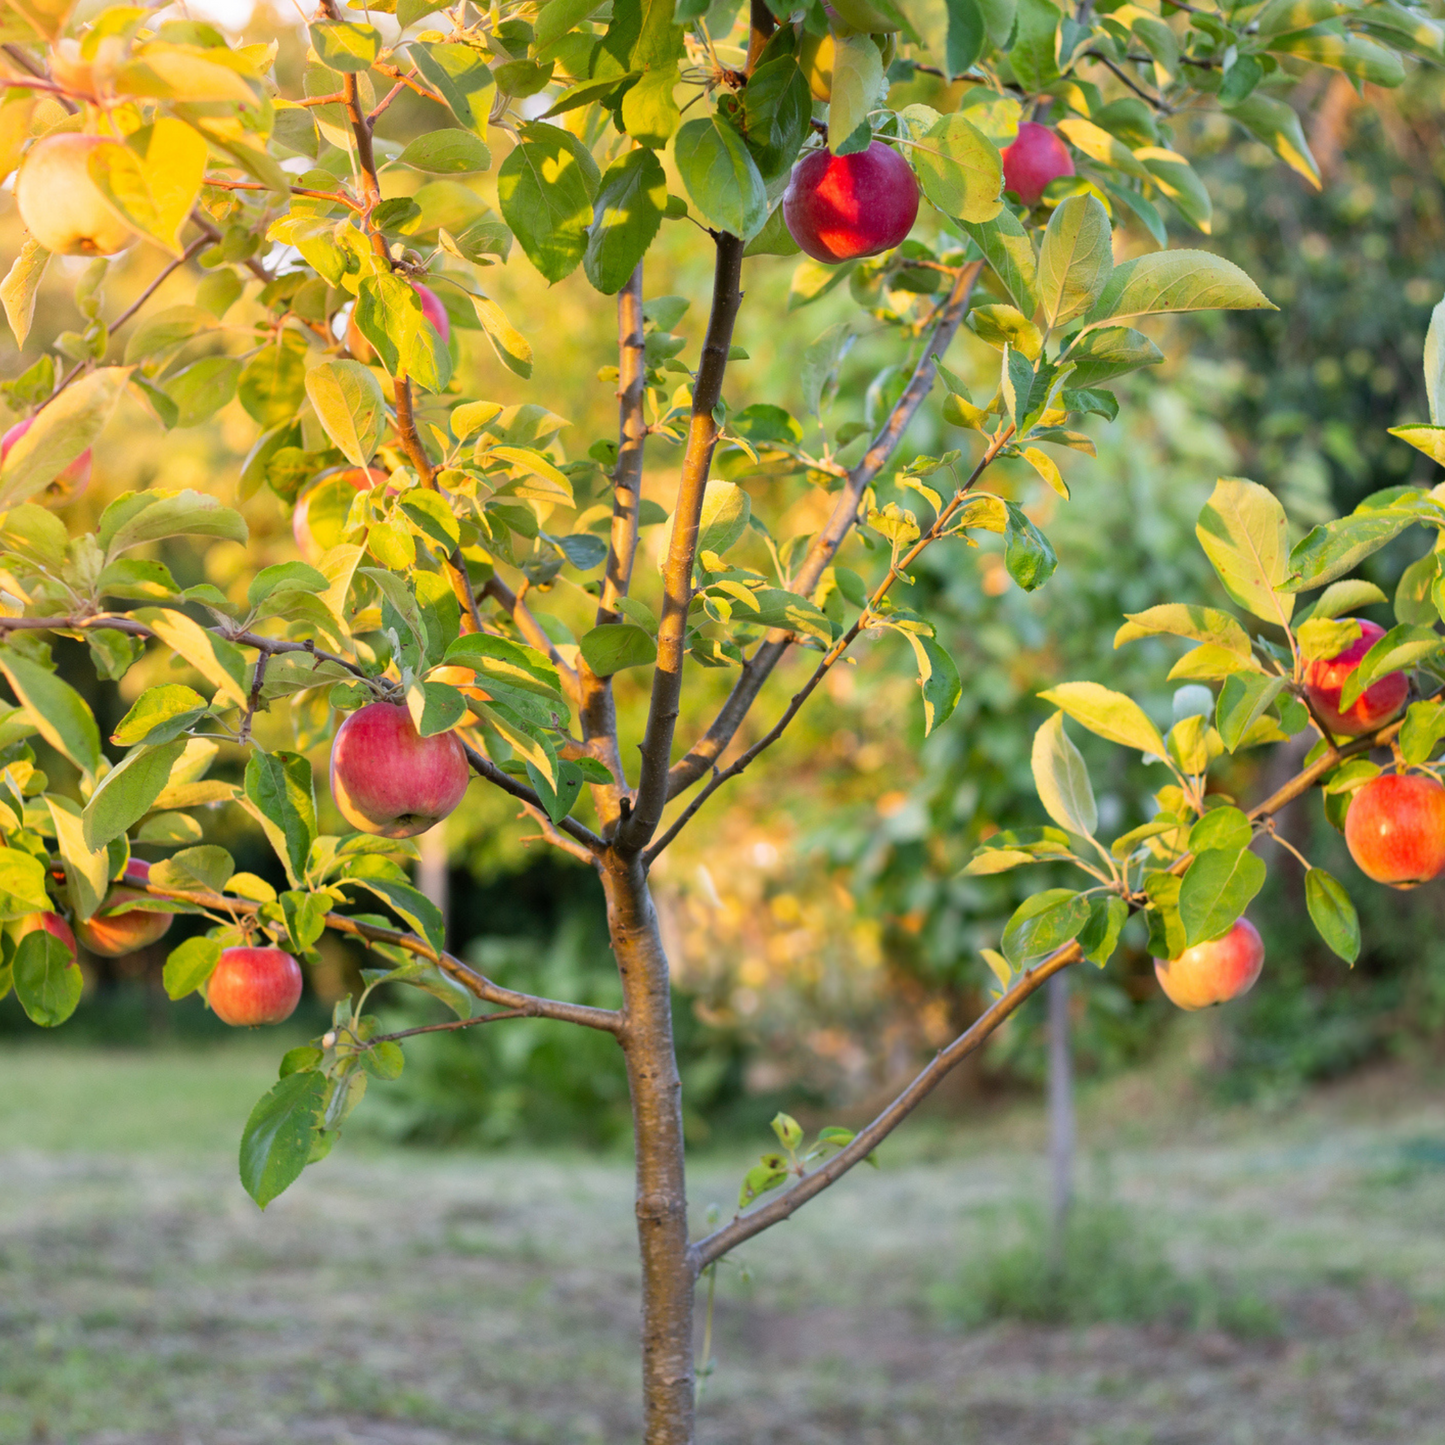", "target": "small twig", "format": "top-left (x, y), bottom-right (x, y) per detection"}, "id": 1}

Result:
top-left (239, 651), bottom-right (270, 744)
top-left (462, 742), bottom-right (604, 855)
top-left (372, 60), bottom-right (447, 109)
top-left (1084, 51), bottom-right (1173, 112)
top-left (367, 1009), bottom-right (527, 1043)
